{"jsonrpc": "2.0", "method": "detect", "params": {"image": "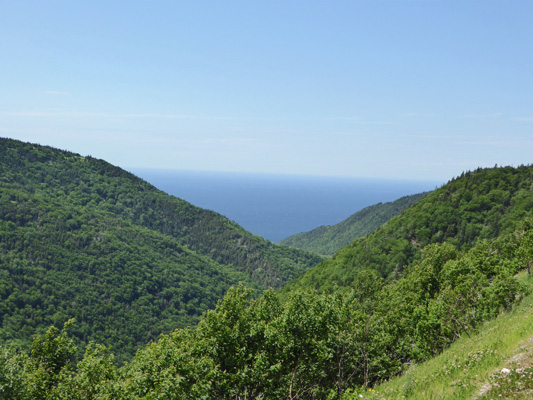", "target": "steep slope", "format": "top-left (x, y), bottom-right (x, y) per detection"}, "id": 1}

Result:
top-left (279, 192), bottom-right (429, 255)
top-left (2, 159), bottom-right (532, 398)
top-left (350, 271), bottom-right (533, 400)
top-left (0, 137), bottom-right (323, 362)
top-left (1, 221), bottom-right (529, 399)
top-left (284, 165), bottom-right (533, 293)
